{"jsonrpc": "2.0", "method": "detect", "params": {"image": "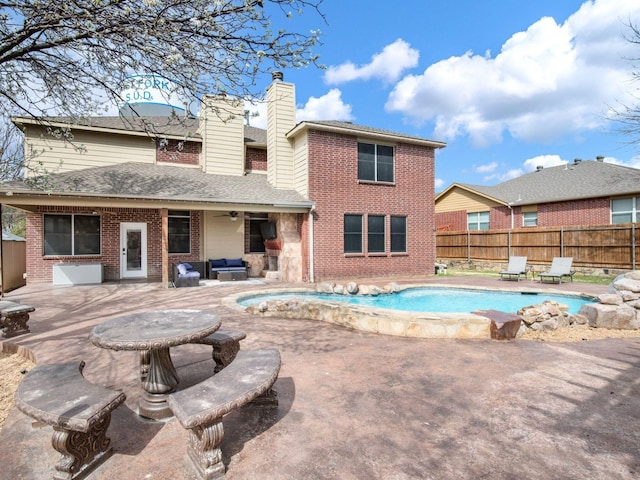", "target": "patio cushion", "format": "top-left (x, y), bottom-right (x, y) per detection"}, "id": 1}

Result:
top-left (177, 263), bottom-right (187, 275)
top-left (211, 259), bottom-right (226, 268)
top-left (182, 263), bottom-right (193, 270)
top-left (226, 258), bottom-right (243, 267)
